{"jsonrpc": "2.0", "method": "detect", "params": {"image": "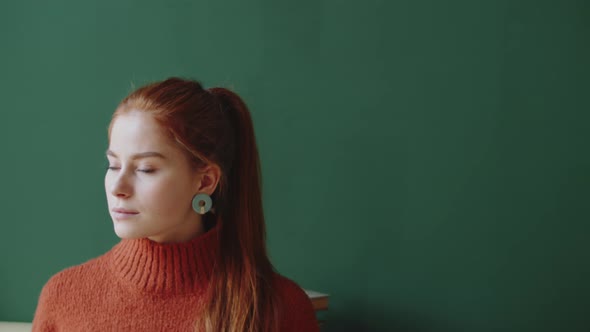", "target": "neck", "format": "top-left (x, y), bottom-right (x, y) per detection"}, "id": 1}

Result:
top-left (108, 223), bottom-right (219, 295)
top-left (147, 215), bottom-right (206, 244)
